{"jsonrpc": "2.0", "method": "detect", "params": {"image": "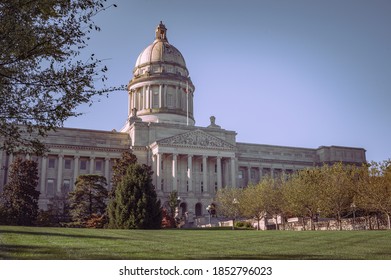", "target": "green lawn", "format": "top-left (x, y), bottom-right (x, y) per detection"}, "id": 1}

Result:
top-left (0, 226), bottom-right (390, 260)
